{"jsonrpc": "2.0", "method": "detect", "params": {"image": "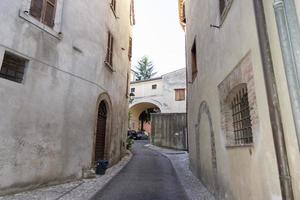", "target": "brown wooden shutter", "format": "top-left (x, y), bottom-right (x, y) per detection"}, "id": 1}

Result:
top-left (30, 0), bottom-right (43, 20)
top-left (128, 37), bottom-right (132, 61)
top-left (43, 0), bottom-right (56, 27)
